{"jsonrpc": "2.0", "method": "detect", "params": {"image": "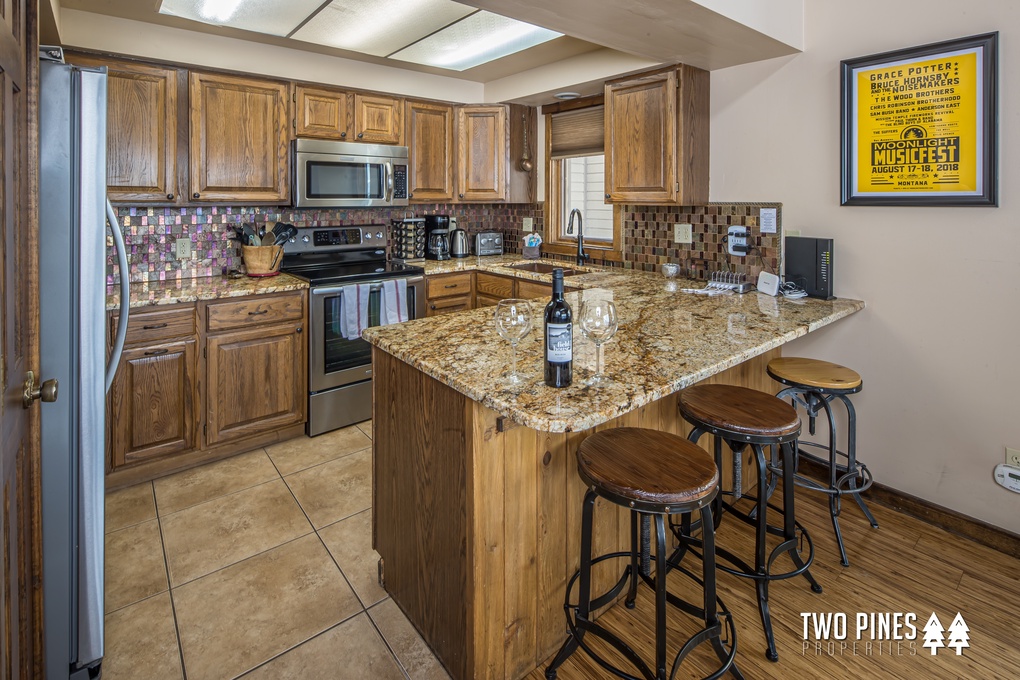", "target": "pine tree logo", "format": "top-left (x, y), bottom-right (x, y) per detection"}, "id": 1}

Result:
top-left (922, 612), bottom-right (945, 655)
top-left (947, 613), bottom-right (970, 655)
